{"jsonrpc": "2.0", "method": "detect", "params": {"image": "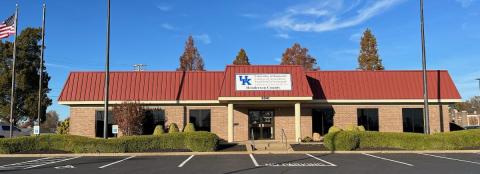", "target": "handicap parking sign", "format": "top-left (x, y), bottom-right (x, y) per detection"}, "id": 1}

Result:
top-left (112, 125), bottom-right (118, 134)
top-left (33, 126), bottom-right (40, 135)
